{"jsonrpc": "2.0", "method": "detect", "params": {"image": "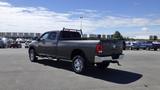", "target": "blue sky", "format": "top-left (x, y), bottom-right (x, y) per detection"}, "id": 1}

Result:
top-left (1, 0), bottom-right (160, 39)
top-left (7, 0), bottom-right (160, 17)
